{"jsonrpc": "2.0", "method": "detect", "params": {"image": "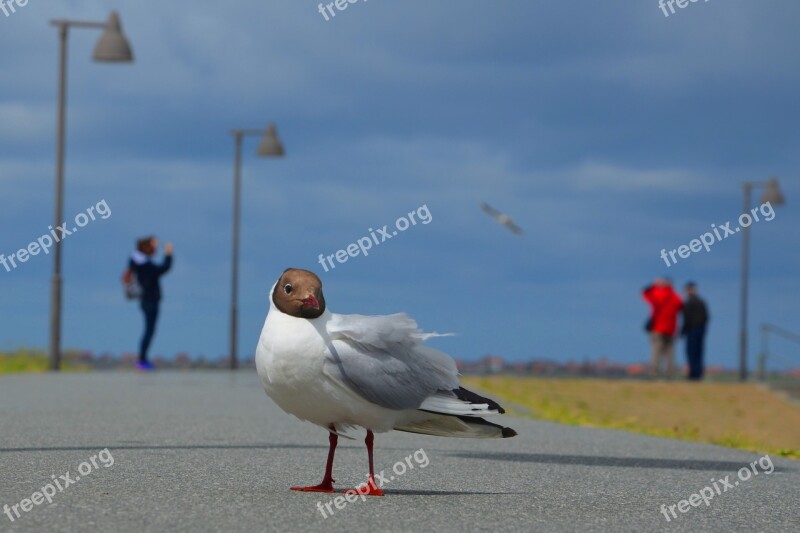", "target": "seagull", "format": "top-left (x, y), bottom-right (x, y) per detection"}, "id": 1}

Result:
top-left (480, 202), bottom-right (523, 235)
top-left (255, 268), bottom-right (516, 496)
